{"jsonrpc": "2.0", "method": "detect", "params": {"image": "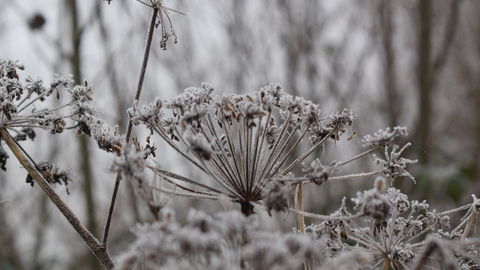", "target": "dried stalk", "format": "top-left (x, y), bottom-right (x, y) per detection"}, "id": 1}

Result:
top-left (295, 183), bottom-right (305, 234)
top-left (0, 128), bottom-right (115, 269)
top-left (102, 6), bottom-right (159, 246)
top-left (462, 204), bottom-right (479, 240)
top-left (381, 257), bottom-right (391, 270)
top-left (295, 183), bottom-right (310, 270)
